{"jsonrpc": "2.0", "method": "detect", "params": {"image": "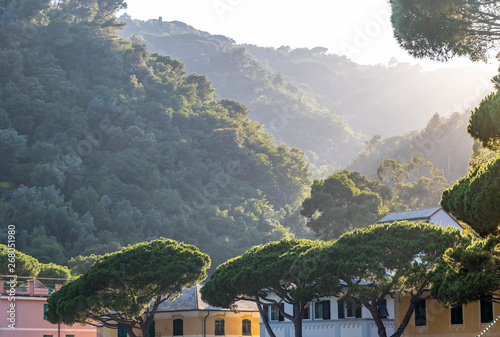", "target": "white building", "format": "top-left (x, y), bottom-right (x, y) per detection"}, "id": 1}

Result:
top-left (260, 294), bottom-right (395, 337)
